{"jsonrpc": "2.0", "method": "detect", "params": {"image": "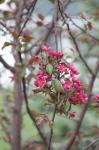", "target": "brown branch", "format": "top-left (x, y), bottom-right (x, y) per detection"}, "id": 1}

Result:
top-left (64, 58), bottom-right (99, 150)
top-left (48, 105), bottom-right (57, 150)
top-left (57, 0), bottom-right (94, 76)
top-left (0, 21), bottom-right (12, 34)
top-left (0, 55), bottom-right (15, 73)
top-left (22, 77), bottom-right (48, 147)
top-left (16, 1), bottom-right (48, 142)
top-left (83, 136), bottom-right (99, 150)
top-left (18, 43), bottom-right (48, 148)
top-left (66, 23), bottom-right (94, 75)
top-left (18, 0), bottom-right (38, 37)
top-left (65, 15), bottom-right (99, 42)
